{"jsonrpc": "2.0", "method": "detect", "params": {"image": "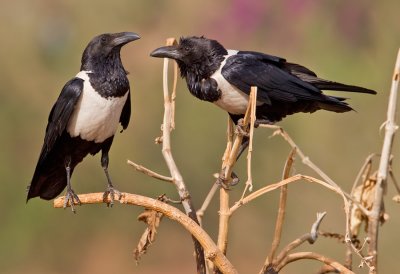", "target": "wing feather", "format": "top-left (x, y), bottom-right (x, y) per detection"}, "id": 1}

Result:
top-left (38, 78), bottom-right (84, 164)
